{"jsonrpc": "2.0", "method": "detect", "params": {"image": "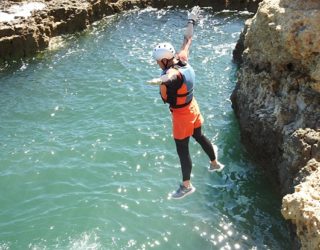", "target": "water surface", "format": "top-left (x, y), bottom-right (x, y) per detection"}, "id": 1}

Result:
top-left (0, 7), bottom-right (291, 250)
